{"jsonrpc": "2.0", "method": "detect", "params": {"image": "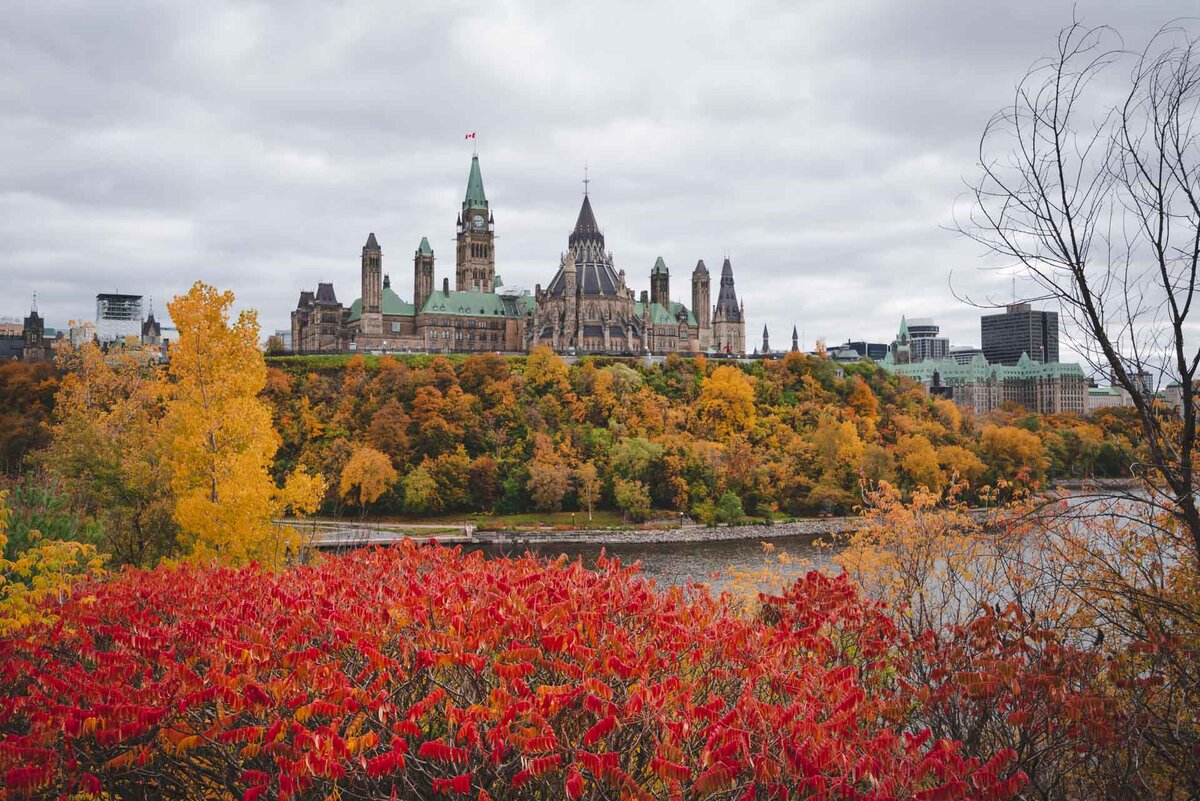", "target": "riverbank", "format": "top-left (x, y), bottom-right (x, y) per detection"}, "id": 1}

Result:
top-left (471, 516), bottom-right (866, 546)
